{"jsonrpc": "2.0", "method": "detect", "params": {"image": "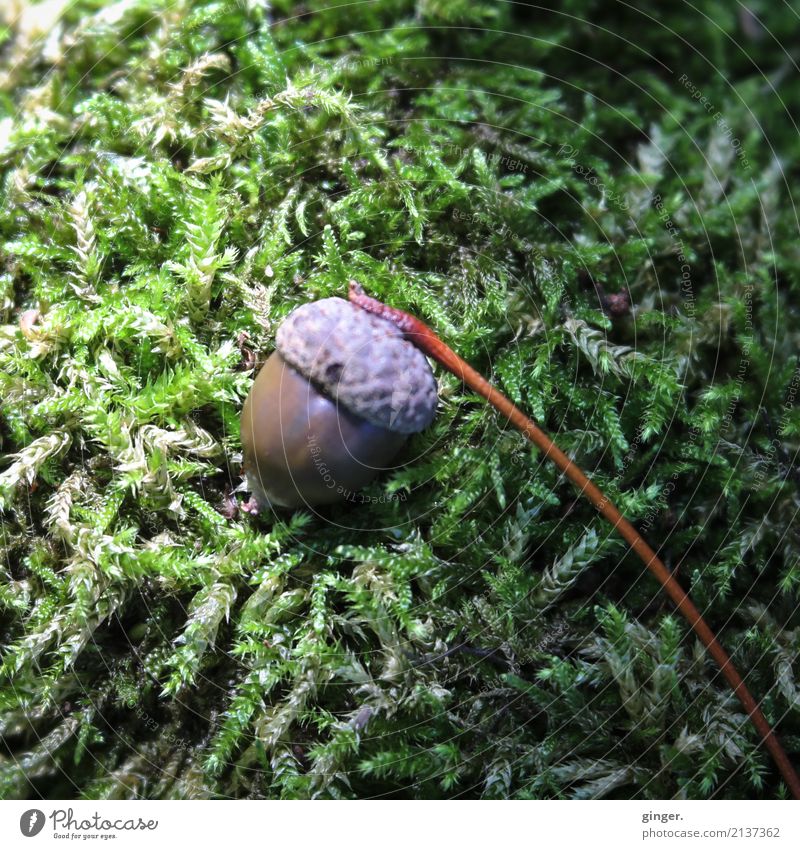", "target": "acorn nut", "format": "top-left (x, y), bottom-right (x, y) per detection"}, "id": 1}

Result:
top-left (240, 296), bottom-right (438, 508)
